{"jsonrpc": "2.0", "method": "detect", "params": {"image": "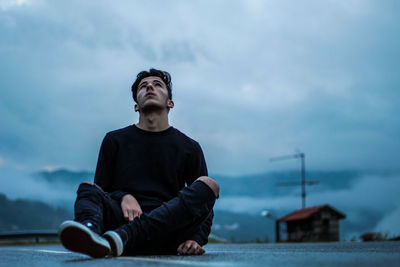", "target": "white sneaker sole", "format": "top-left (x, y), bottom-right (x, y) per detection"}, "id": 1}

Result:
top-left (104, 231), bottom-right (124, 257)
top-left (59, 220), bottom-right (110, 258)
